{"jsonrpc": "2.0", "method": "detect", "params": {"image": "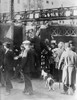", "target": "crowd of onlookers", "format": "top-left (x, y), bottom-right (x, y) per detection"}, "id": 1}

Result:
top-left (43, 39), bottom-right (77, 95)
top-left (0, 26), bottom-right (77, 95)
